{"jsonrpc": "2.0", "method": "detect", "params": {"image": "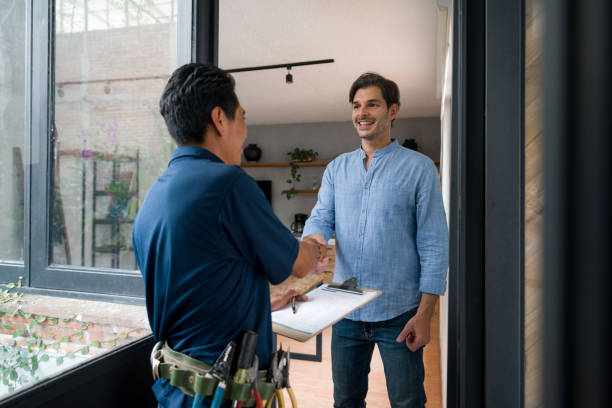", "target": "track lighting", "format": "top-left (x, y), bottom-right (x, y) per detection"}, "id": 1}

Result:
top-left (285, 67), bottom-right (293, 84)
top-left (223, 59), bottom-right (334, 85)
